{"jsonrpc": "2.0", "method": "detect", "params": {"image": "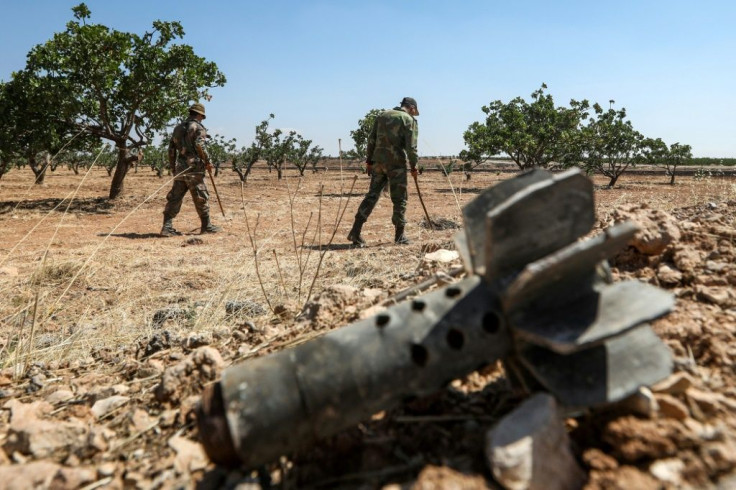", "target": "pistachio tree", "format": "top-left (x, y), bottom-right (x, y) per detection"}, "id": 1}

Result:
top-left (578, 104), bottom-right (644, 188)
top-left (642, 138), bottom-right (692, 185)
top-left (289, 135), bottom-right (323, 176)
top-left (206, 134), bottom-right (238, 177)
top-left (348, 108), bottom-right (384, 162)
top-left (23, 3), bottom-right (226, 198)
top-left (232, 115), bottom-right (273, 183)
top-left (460, 84), bottom-right (589, 171)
